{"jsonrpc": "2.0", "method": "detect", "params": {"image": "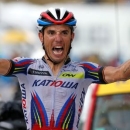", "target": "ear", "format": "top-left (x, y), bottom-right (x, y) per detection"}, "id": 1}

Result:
top-left (38, 32), bottom-right (44, 43)
top-left (71, 32), bottom-right (75, 41)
